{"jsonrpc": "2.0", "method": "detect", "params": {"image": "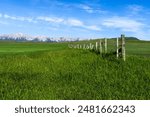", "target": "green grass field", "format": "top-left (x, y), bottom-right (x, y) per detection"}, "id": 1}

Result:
top-left (0, 40), bottom-right (150, 100)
